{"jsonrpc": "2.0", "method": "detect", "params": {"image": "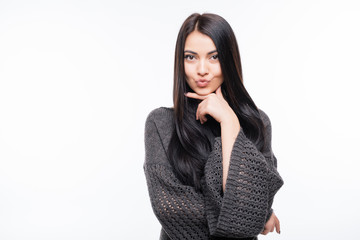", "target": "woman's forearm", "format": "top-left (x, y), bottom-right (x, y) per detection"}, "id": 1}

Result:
top-left (220, 114), bottom-right (241, 191)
